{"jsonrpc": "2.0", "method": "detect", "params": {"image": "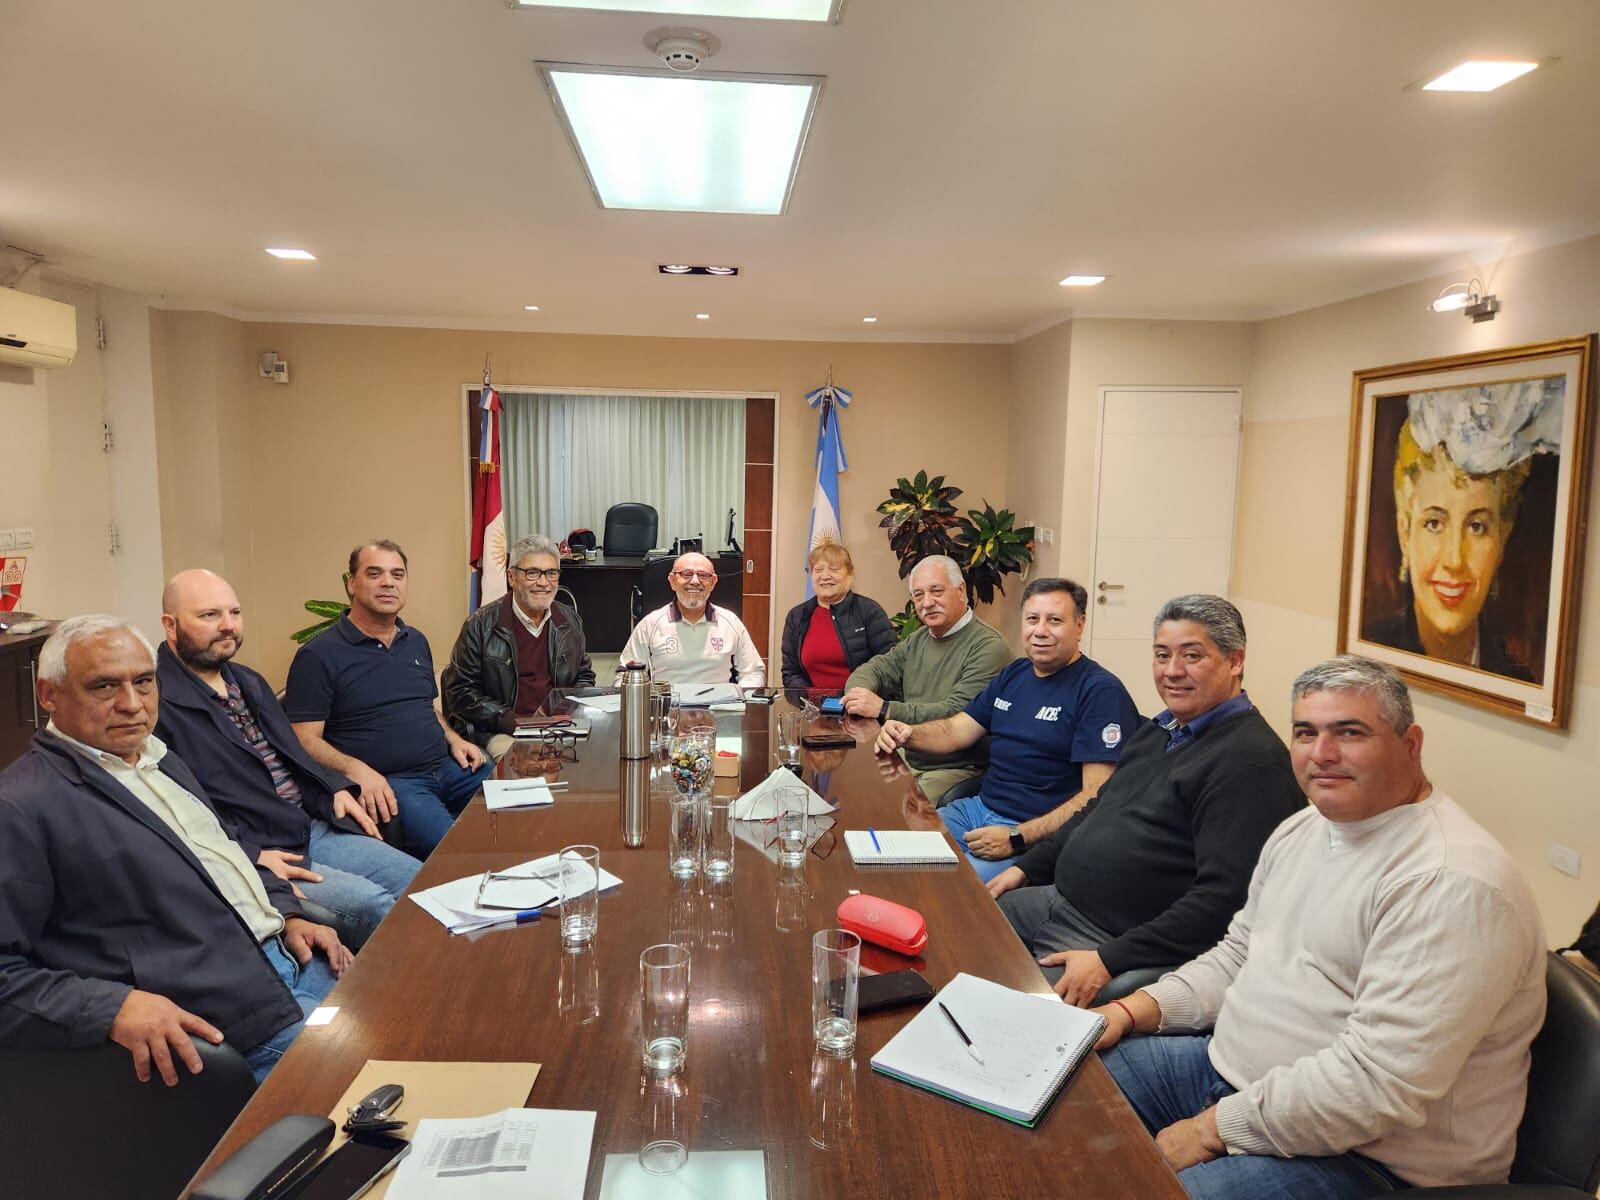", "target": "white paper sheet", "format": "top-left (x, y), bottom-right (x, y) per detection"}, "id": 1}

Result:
top-left (409, 855), bottom-right (622, 934)
top-left (597, 1149), bottom-right (767, 1199)
top-left (577, 693), bottom-right (624, 713)
top-left (483, 779), bottom-right (555, 811)
top-left (386, 1108), bottom-right (596, 1200)
top-left (731, 767), bottom-right (836, 820)
top-left (673, 683), bottom-right (743, 706)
